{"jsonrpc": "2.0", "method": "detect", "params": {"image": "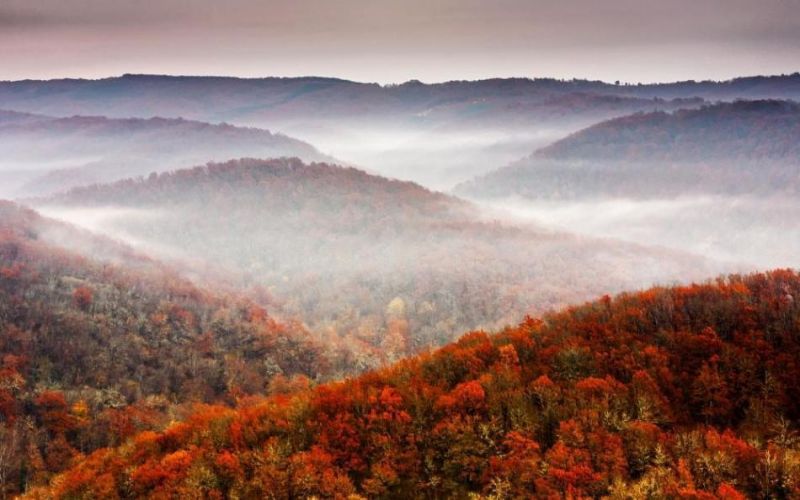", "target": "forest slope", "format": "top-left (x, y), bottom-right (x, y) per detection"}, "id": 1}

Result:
top-left (458, 100), bottom-right (800, 200)
top-left (29, 270), bottom-right (800, 498)
top-left (0, 201), bottom-right (324, 494)
top-left (32, 159), bottom-right (717, 369)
